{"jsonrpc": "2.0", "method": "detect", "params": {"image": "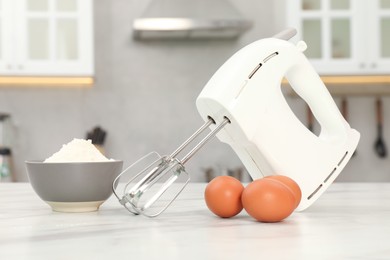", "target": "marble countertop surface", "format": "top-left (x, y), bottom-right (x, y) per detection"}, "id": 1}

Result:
top-left (1, 182), bottom-right (390, 259)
